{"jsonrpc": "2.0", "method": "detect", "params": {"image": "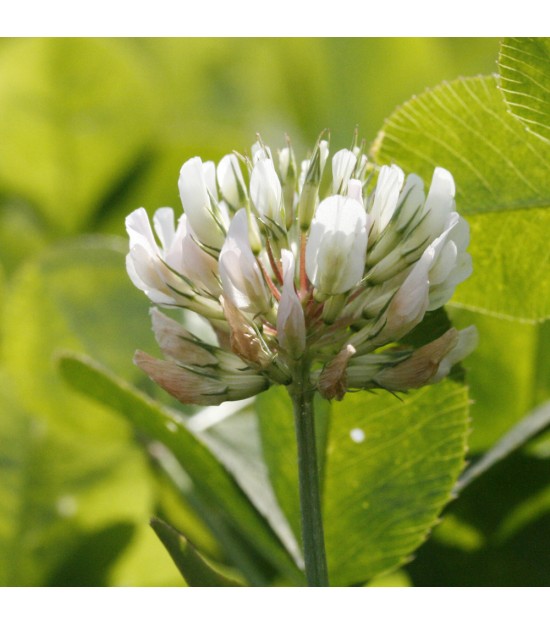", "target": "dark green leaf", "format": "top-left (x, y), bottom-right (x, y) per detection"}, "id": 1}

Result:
top-left (455, 400), bottom-right (550, 494)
